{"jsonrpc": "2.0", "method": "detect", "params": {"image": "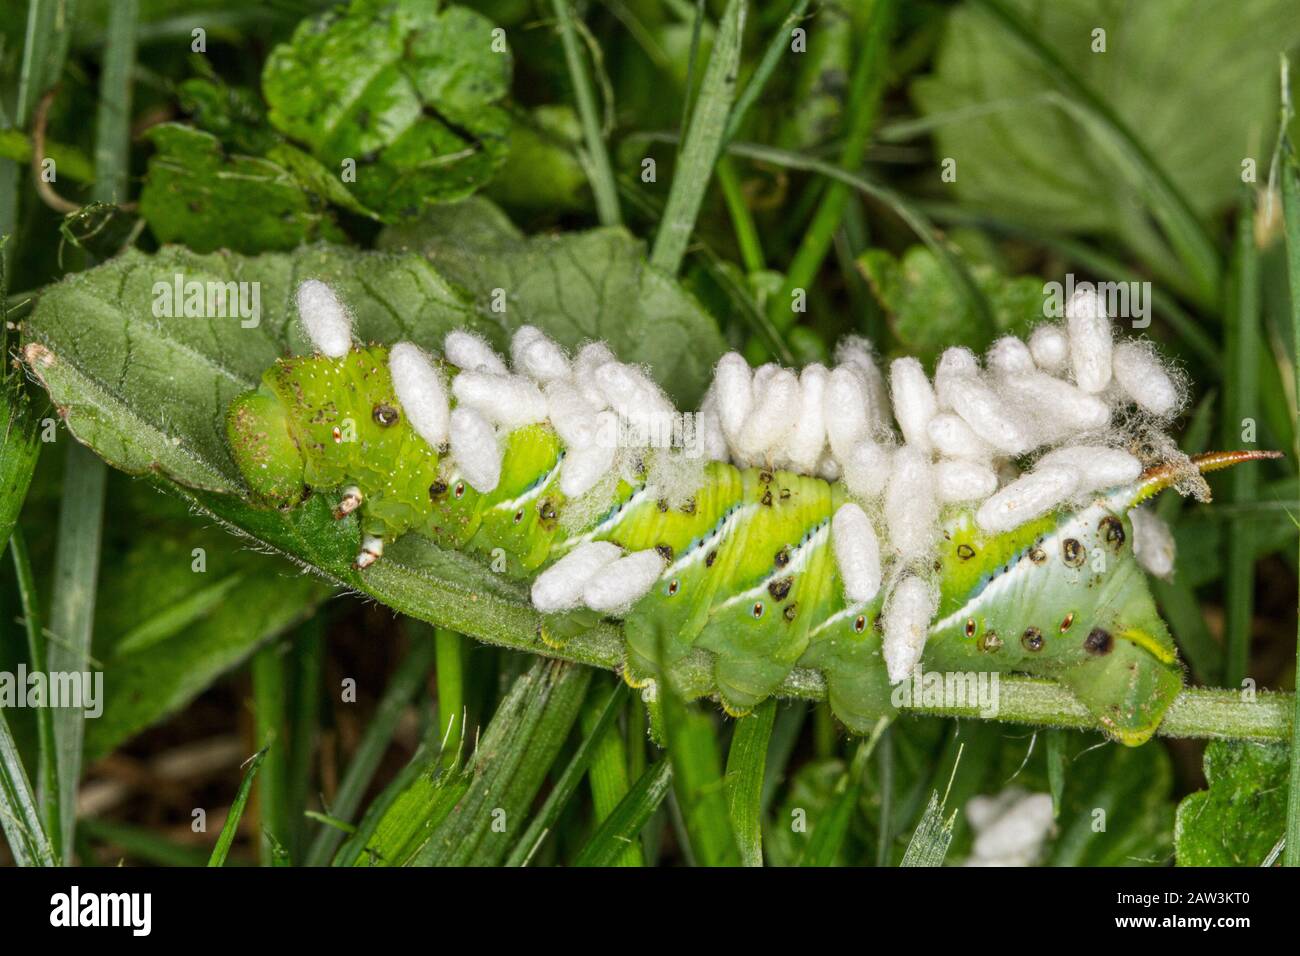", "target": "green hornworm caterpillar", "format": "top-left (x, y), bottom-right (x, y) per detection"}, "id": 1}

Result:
top-left (227, 280), bottom-right (1276, 745)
